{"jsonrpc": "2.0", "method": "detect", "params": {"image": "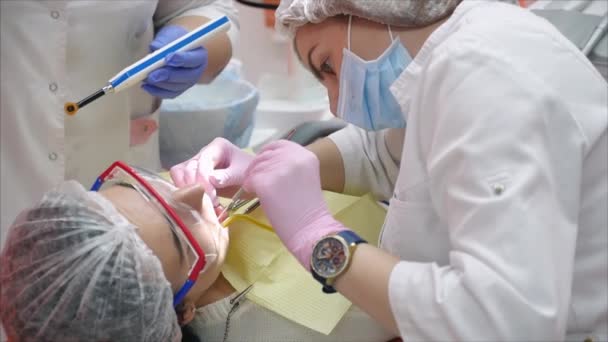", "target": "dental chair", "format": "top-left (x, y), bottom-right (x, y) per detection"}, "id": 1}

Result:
top-left (274, 118), bottom-right (347, 146)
